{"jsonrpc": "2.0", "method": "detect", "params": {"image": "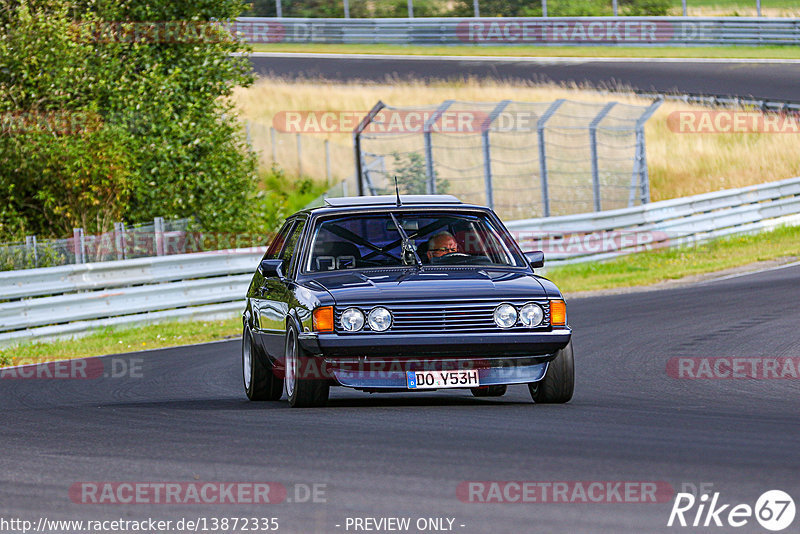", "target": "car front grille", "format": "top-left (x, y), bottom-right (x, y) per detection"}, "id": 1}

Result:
top-left (334, 299), bottom-right (551, 334)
